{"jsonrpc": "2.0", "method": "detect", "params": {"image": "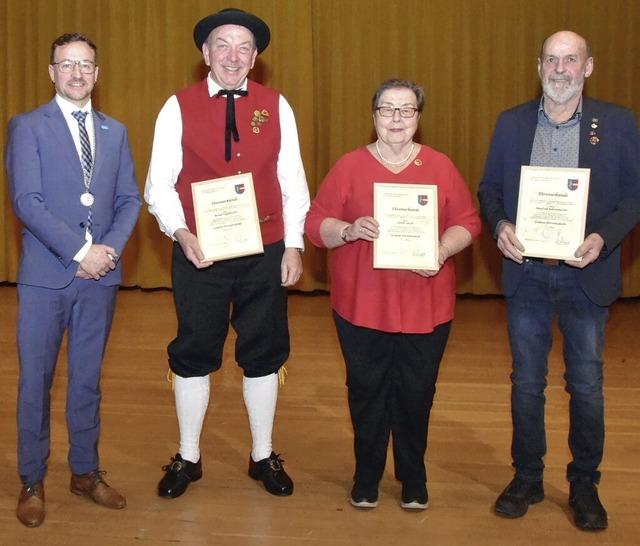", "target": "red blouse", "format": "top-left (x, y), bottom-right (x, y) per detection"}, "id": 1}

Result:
top-left (305, 145), bottom-right (481, 333)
